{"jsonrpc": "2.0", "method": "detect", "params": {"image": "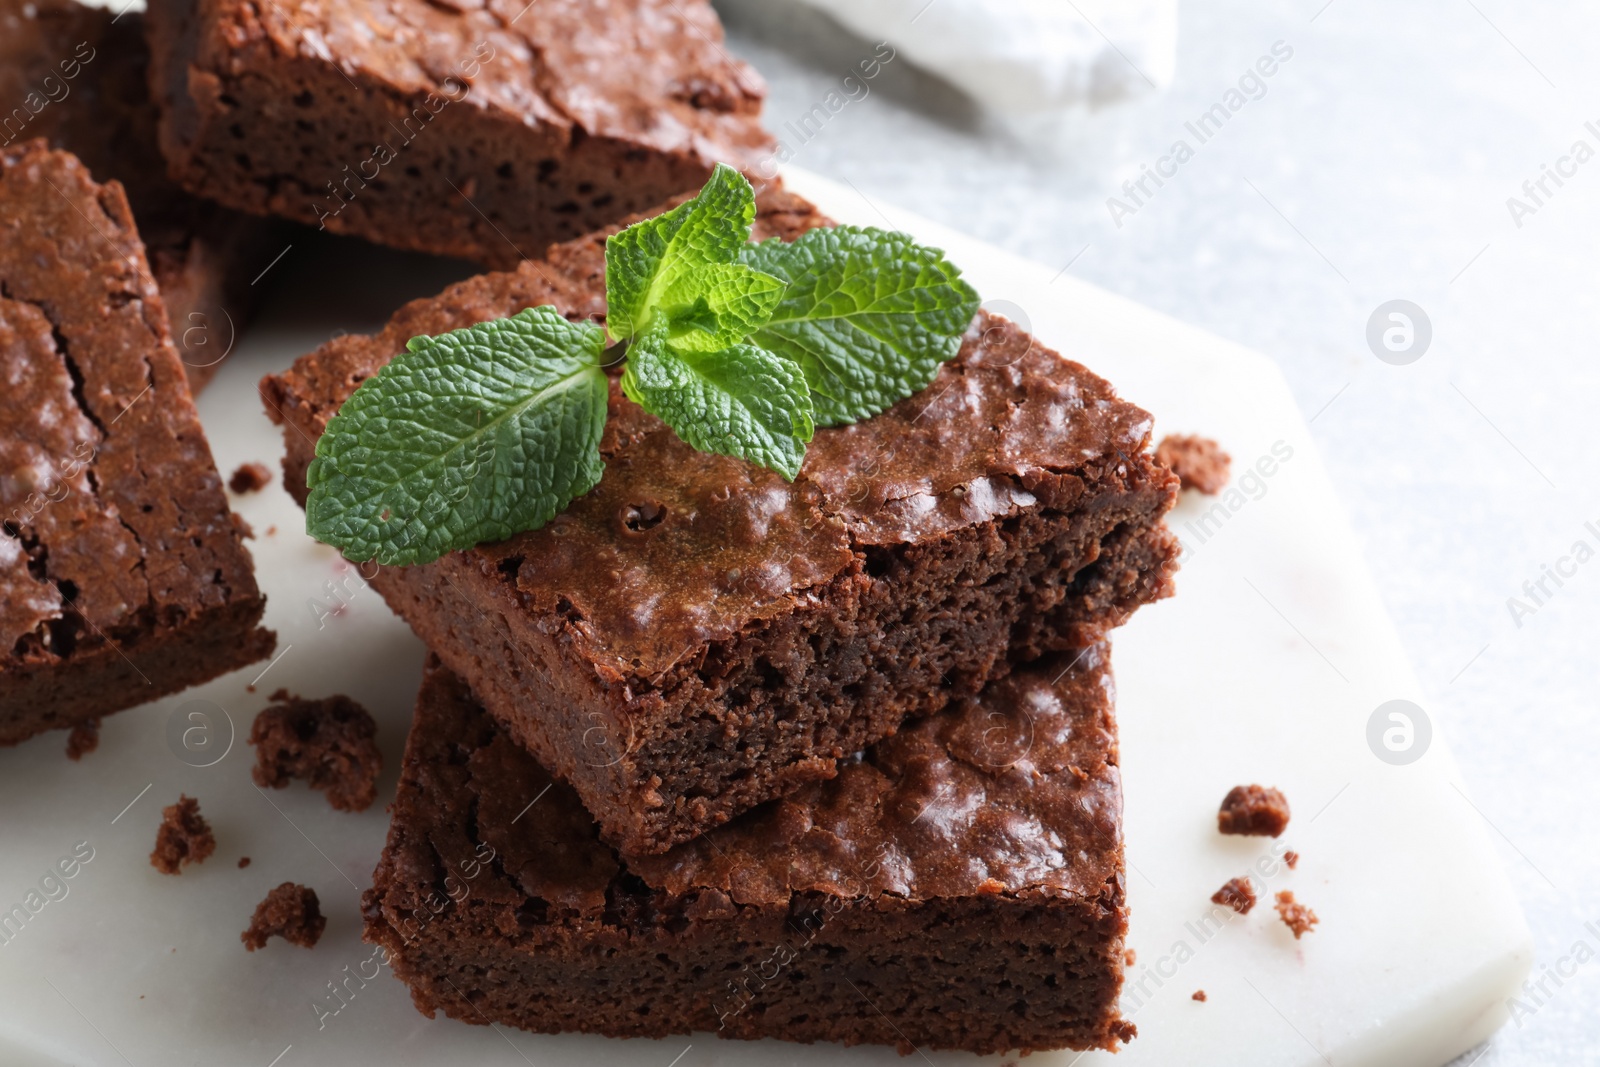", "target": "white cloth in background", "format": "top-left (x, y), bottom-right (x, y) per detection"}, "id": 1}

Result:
top-left (787, 0), bottom-right (1178, 119)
